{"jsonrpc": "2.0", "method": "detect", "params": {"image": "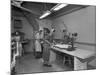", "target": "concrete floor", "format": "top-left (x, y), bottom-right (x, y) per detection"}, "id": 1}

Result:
top-left (15, 53), bottom-right (73, 74)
